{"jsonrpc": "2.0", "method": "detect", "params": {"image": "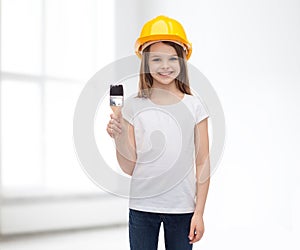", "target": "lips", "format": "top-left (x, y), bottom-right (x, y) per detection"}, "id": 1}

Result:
top-left (158, 71), bottom-right (173, 76)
